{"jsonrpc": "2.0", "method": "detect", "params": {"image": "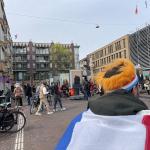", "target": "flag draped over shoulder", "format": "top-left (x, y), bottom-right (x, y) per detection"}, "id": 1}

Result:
top-left (55, 110), bottom-right (150, 150)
